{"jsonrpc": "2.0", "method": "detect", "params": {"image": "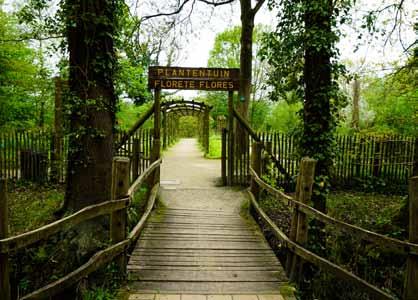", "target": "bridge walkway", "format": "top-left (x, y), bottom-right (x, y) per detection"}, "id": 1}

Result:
top-left (125, 139), bottom-right (291, 299)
